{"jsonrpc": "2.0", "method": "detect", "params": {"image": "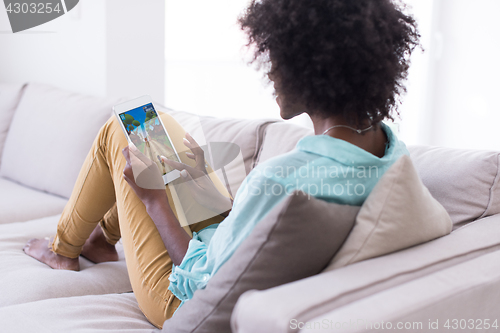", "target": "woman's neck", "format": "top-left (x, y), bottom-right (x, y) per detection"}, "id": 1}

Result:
top-left (310, 114), bottom-right (373, 136)
top-left (309, 113), bottom-right (387, 158)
